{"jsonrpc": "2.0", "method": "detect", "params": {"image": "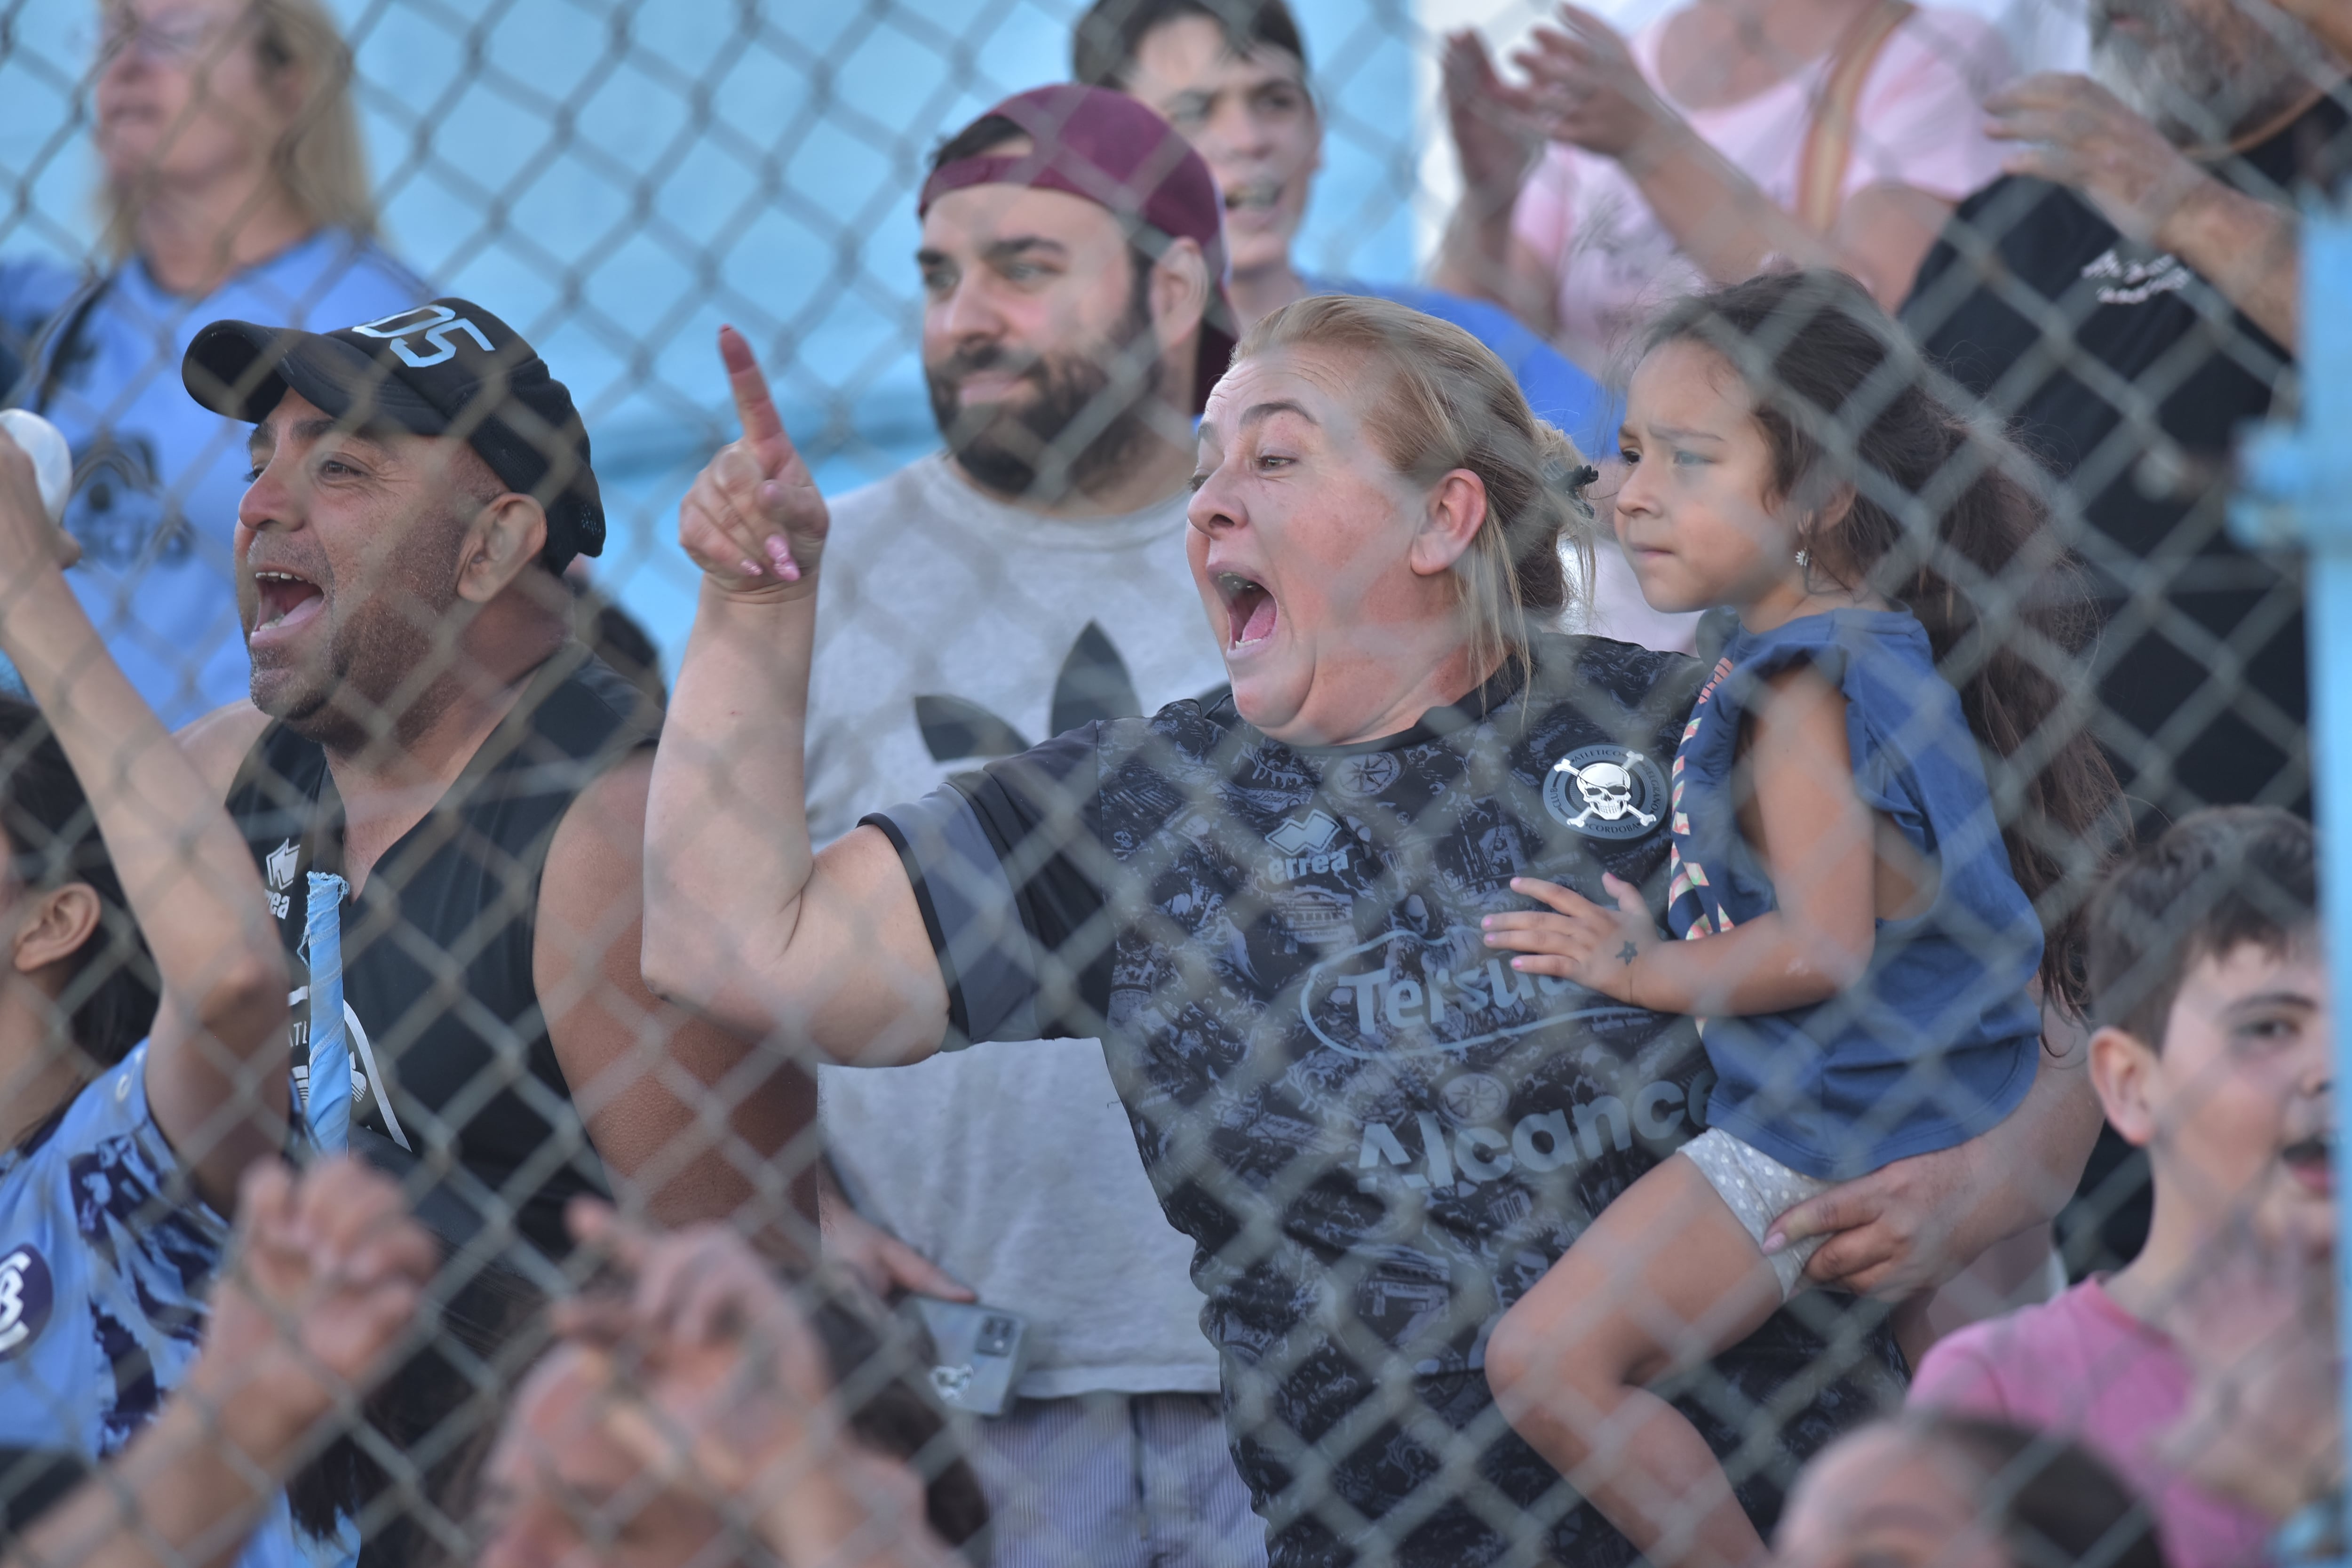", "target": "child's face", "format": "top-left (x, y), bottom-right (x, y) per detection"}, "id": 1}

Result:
top-left (1613, 340), bottom-right (1801, 618)
top-left (2097, 938), bottom-right (2332, 1256)
top-left (1775, 1427), bottom-right (2011, 1568)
